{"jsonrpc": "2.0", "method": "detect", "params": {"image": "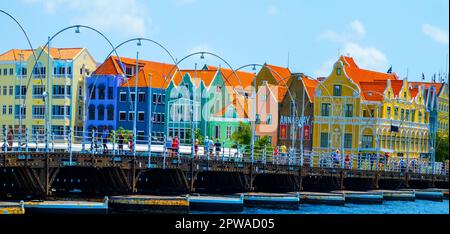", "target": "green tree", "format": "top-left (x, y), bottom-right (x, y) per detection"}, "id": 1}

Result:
top-left (231, 122), bottom-right (251, 146)
top-left (109, 127), bottom-right (133, 144)
top-left (435, 132), bottom-right (449, 162)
